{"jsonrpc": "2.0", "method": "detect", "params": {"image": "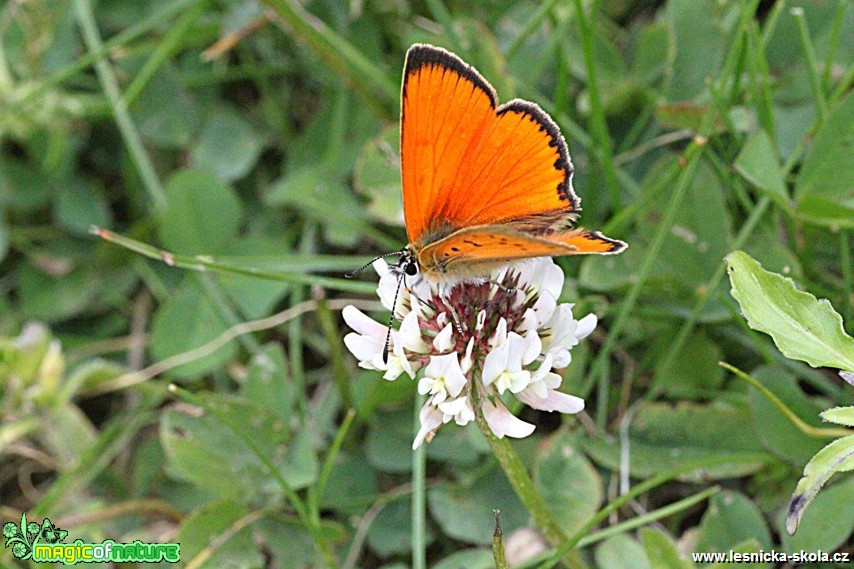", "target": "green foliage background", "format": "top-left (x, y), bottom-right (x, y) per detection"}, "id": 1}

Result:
top-left (1, 0), bottom-right (853, 567)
